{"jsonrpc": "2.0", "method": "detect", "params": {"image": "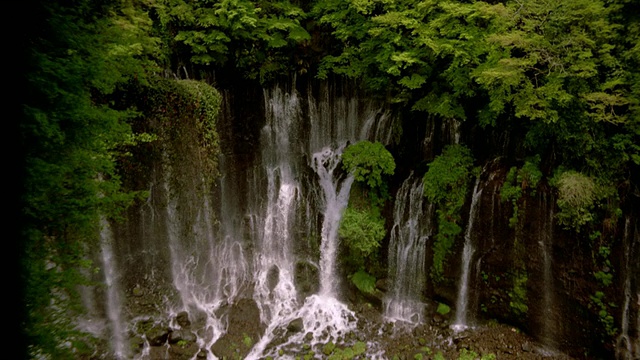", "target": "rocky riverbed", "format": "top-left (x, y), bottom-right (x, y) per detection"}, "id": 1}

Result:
top-left (129, 296), bottom-right (575, 360)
